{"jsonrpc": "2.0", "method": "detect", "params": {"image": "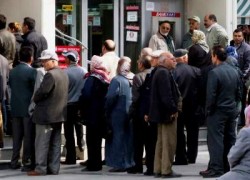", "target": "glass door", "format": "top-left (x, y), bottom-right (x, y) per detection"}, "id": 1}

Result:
top-left (87, 0), bottom-right (115, 59)
top-left (55, 0), bottom-right (83, 68)
top-left (55, 0), bottom-right (82, 45)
